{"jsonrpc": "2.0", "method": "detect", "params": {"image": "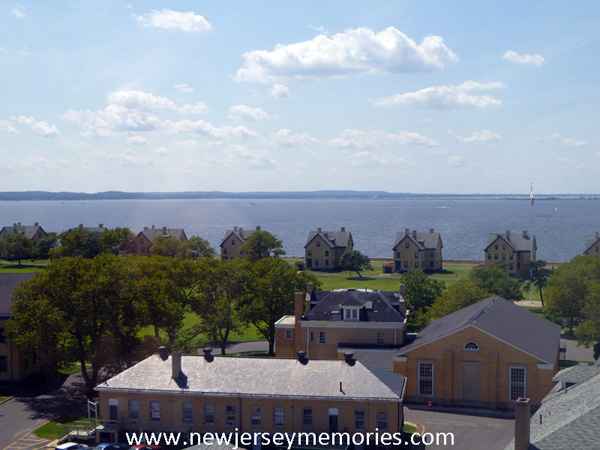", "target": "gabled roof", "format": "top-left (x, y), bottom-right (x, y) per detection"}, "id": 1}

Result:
top-left (584, 233), bottom-right (600, 254)
top-left (393, 231), bottom-right (442, 251)
top-left (96, 353), bottom-right (406, 402)
top-left (138, 227), bottom-right (187, 243)
top-left (304, 289), bottom-right (406, 323)
top-left (0, 272), bottom-right (35, 317)
top-left (219, 227), bottom-right (257, 248)
top-left (399, 296), bottom-right (561, 365)
top-left (485, 232), bottom-right (536, 252)
top-left (1, 224), bottom-right (46, 240)
top-left (304, 230), bottom-right (352, 249)
top-left (69, 224), bottom-right (105, 234)
top-left (505, 368), bottom-right (600, 450)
